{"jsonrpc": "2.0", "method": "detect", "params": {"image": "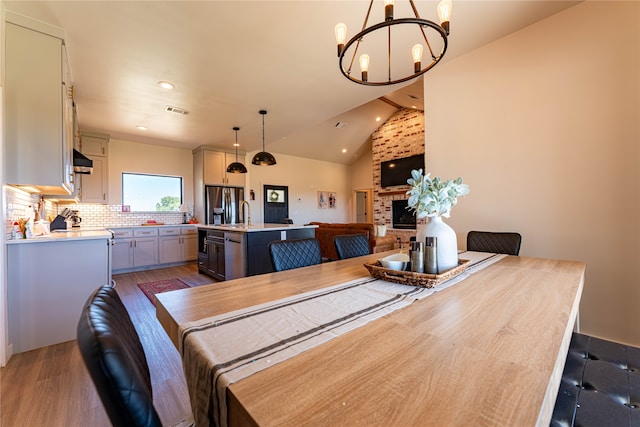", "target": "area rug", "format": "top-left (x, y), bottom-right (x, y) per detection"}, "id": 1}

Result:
top-left (137, 278), bottom-right (190, 306)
